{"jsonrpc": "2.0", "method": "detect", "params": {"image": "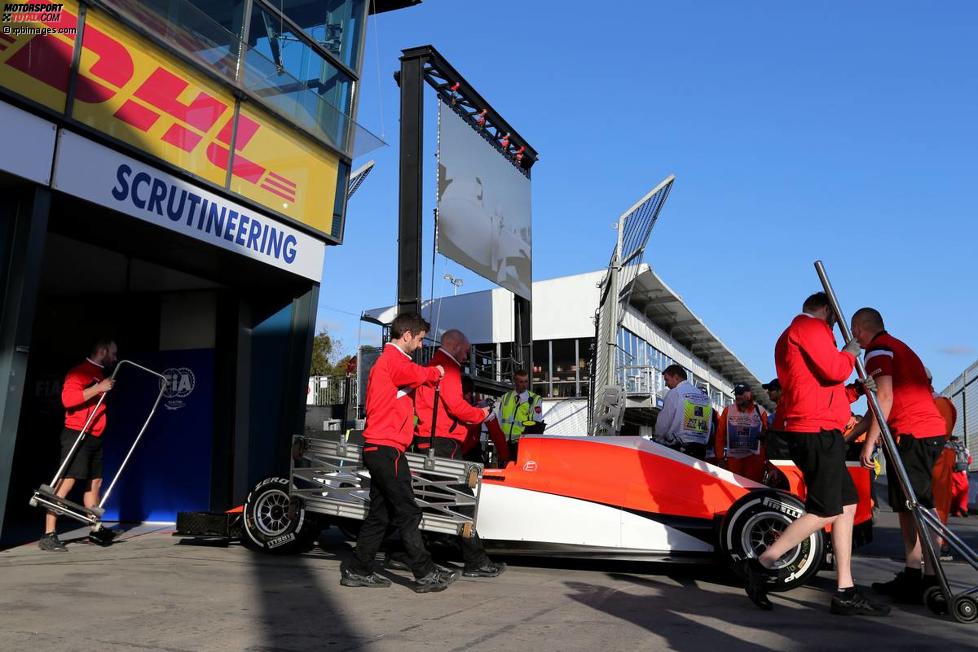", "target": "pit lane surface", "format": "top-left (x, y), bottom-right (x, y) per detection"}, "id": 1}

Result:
top-left (1, 506), bottom-right (975, 651)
